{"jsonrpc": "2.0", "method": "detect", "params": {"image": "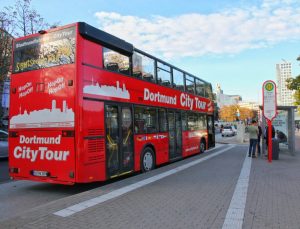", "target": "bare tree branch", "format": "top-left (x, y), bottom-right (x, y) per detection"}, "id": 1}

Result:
top-left (0, 0), bottom-right (59, 117)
